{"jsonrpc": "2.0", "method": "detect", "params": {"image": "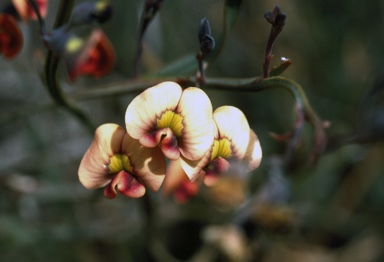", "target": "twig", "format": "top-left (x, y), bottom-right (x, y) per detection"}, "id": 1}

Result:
top-left (27, 0), bottom-right (46, 34)
top-left (43, 0), bottom-right (95, 133)
top-left (263, 6), bottom-right (286, 78)
top-left (134, 0), bottom-right (164, 78)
